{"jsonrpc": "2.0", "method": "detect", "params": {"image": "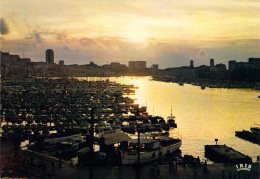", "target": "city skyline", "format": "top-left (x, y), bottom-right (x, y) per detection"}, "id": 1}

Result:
top-left (1, 0), bottom-right (260, 68)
